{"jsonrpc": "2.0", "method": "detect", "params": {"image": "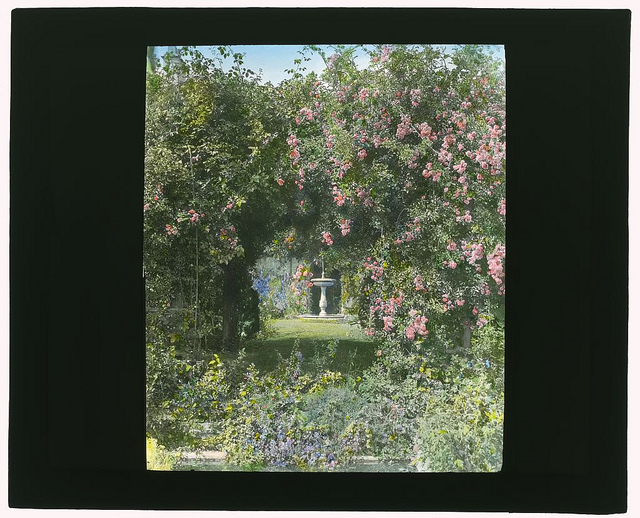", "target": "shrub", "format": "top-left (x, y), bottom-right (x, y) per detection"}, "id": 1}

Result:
top-left (145, 321), bottom-right (206, 449)
top-left (194, 349), bottom-right (369, 470)
top-left (147, 318), bottom-right (504, 472)
top-left (146, 436), bottom-right (182, 470)
top-left (355, 342), bottom-right (430, 460)
top-left (413, 374), bottom-right (503, 472)
top-left (411, 323), bottom-right (504, 472)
